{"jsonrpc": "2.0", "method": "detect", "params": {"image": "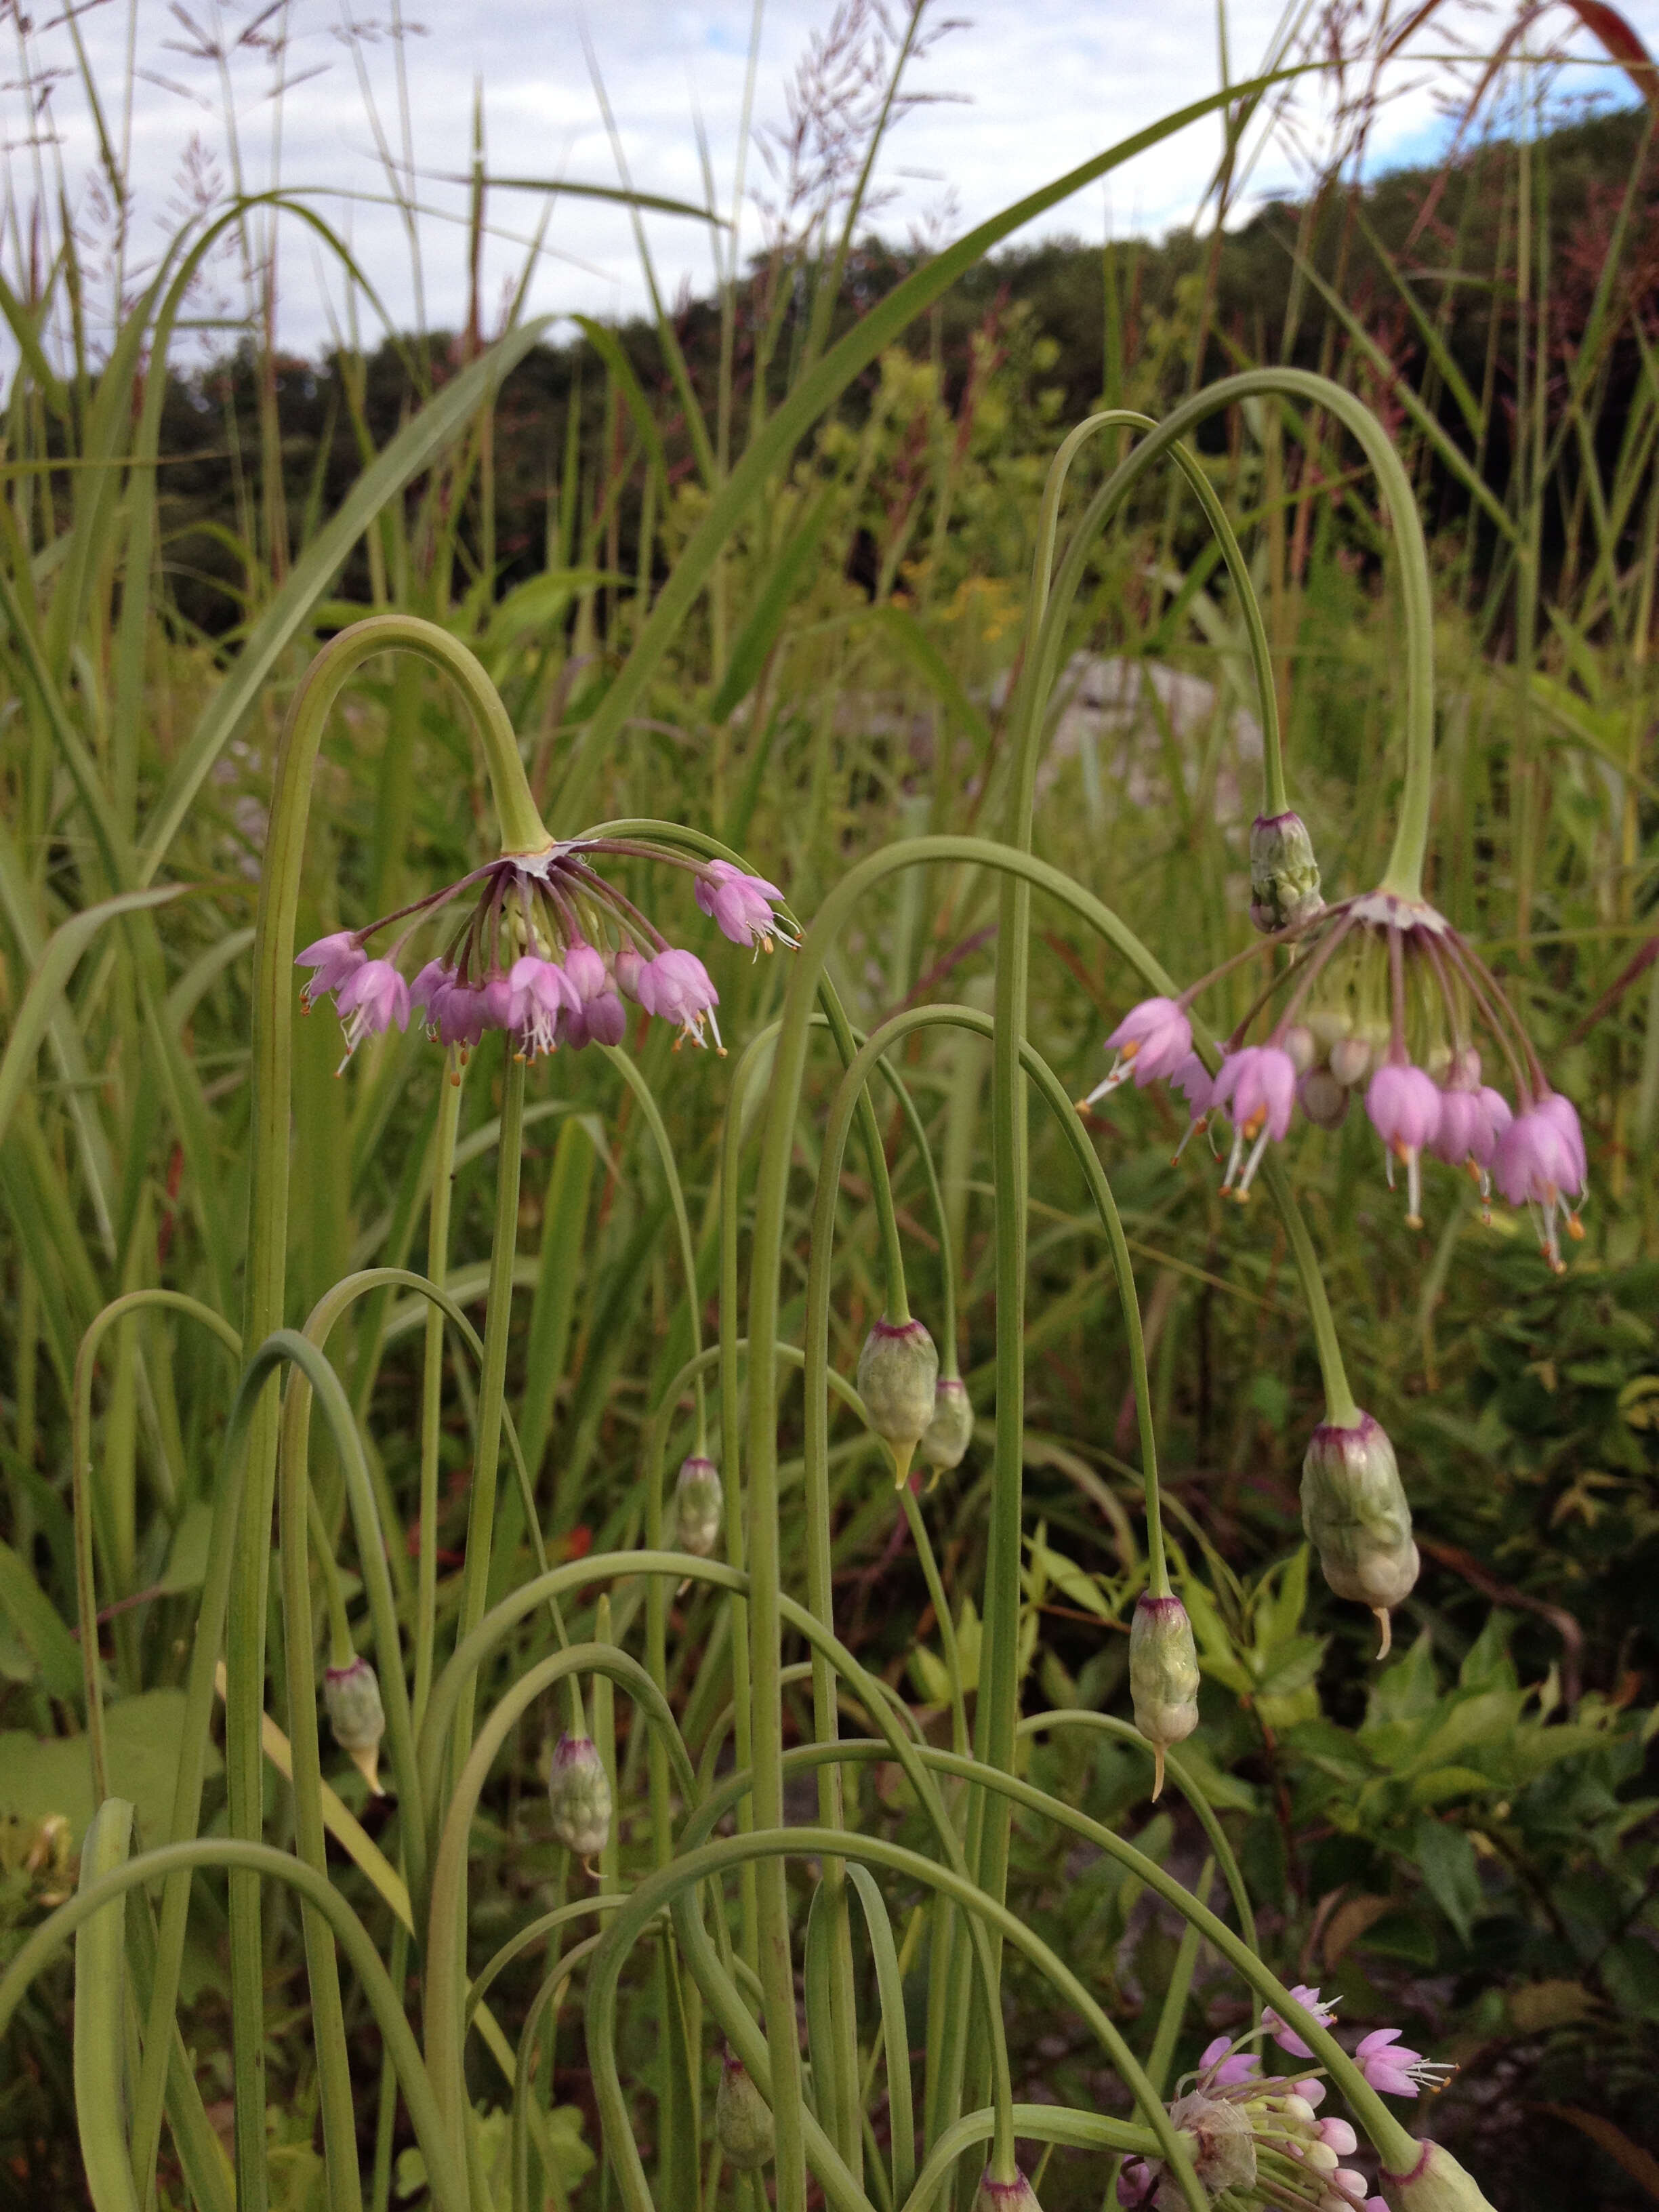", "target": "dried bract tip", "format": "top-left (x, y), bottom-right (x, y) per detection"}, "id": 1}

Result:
top-left (548, 1733), bottom-right (613, 1861)
top-left (1129, 1593), bottom-right (1201, 1795)
top-left (715, 2050), bottom-right (775, 2170)
top-left (920, 1374), bottom-right (975, 1478)
top-left (1249, 809), bottom-right (1324, 934)
top-left (855, 1316), bottom-right (939, 1488)
top-left (1300, 1412), bottom-right (1419, 1640)
top-left (323, 1656), bottom-right (386, 1797)
top-left (674, 1454), bottom-right (723, 1559)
